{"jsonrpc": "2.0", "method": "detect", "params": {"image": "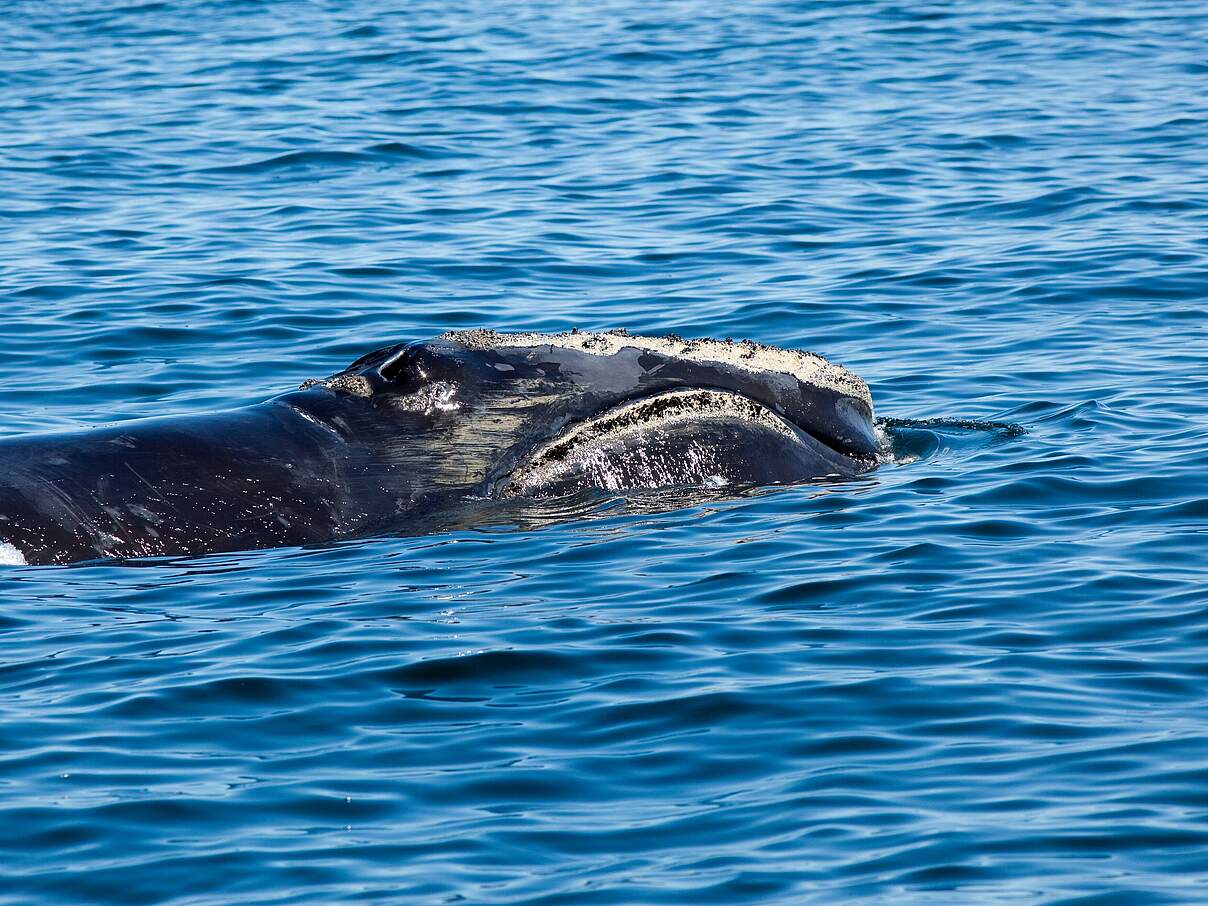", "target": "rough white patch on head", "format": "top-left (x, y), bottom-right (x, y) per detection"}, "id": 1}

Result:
top-left (317, 373), bottom-right (373, 397)
top-left (390, 381), bottom-right (461, 415)
top-left (0, 541), bottom-right (27, 566)
top-left (442, 328), bottom-right (871, 409)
